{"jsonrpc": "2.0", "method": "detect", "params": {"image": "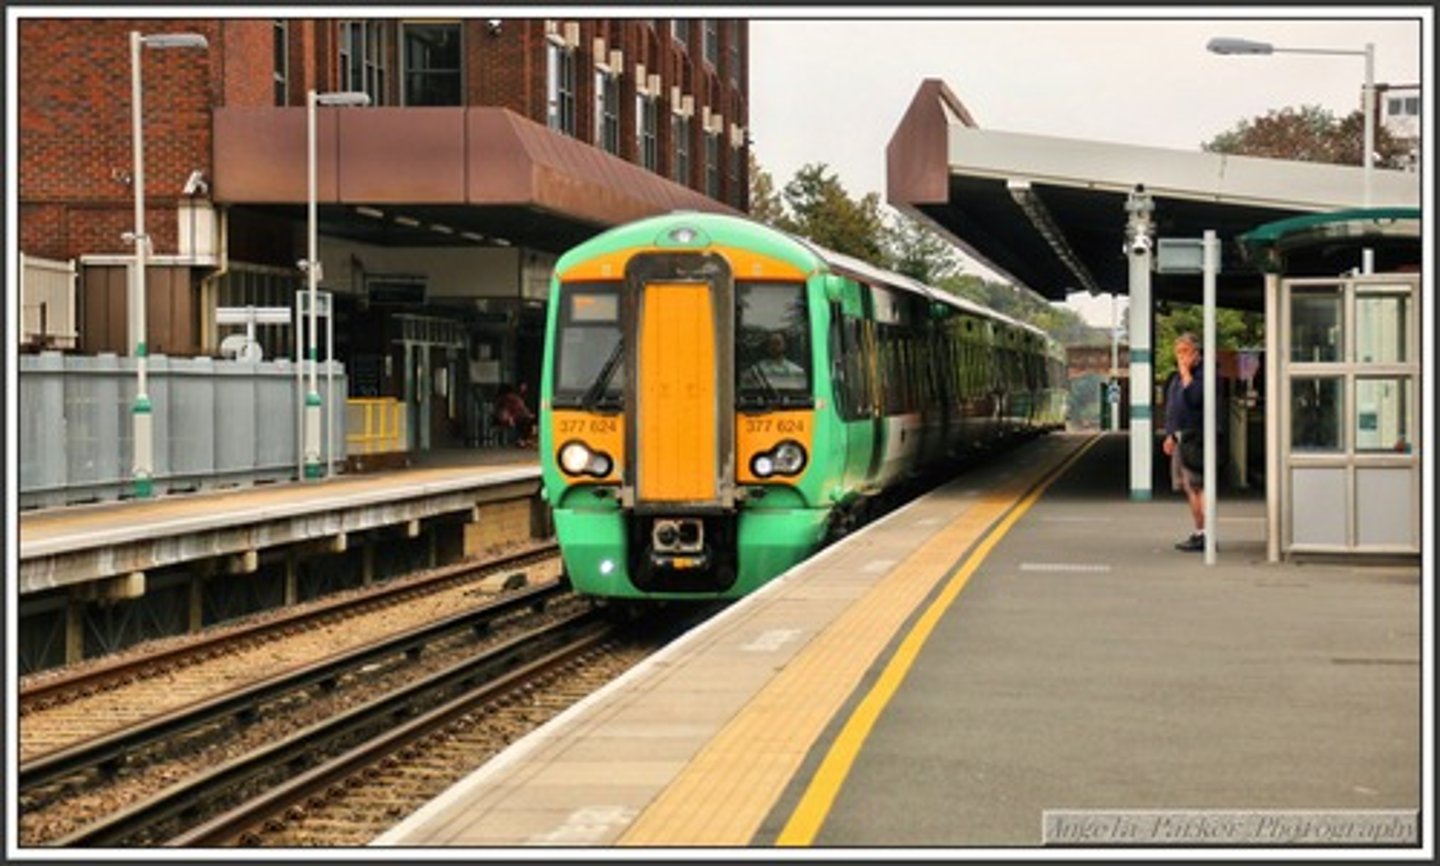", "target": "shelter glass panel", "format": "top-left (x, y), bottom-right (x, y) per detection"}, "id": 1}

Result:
top-left (1291, 376), bottom-right (1344, 453)
top-left (1290, 289), bottom-right (1342, 363)
top-left (1355, 292), bottom-right (1409, 364)
top-left (1354, 377), bottom-right (1412, 454)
